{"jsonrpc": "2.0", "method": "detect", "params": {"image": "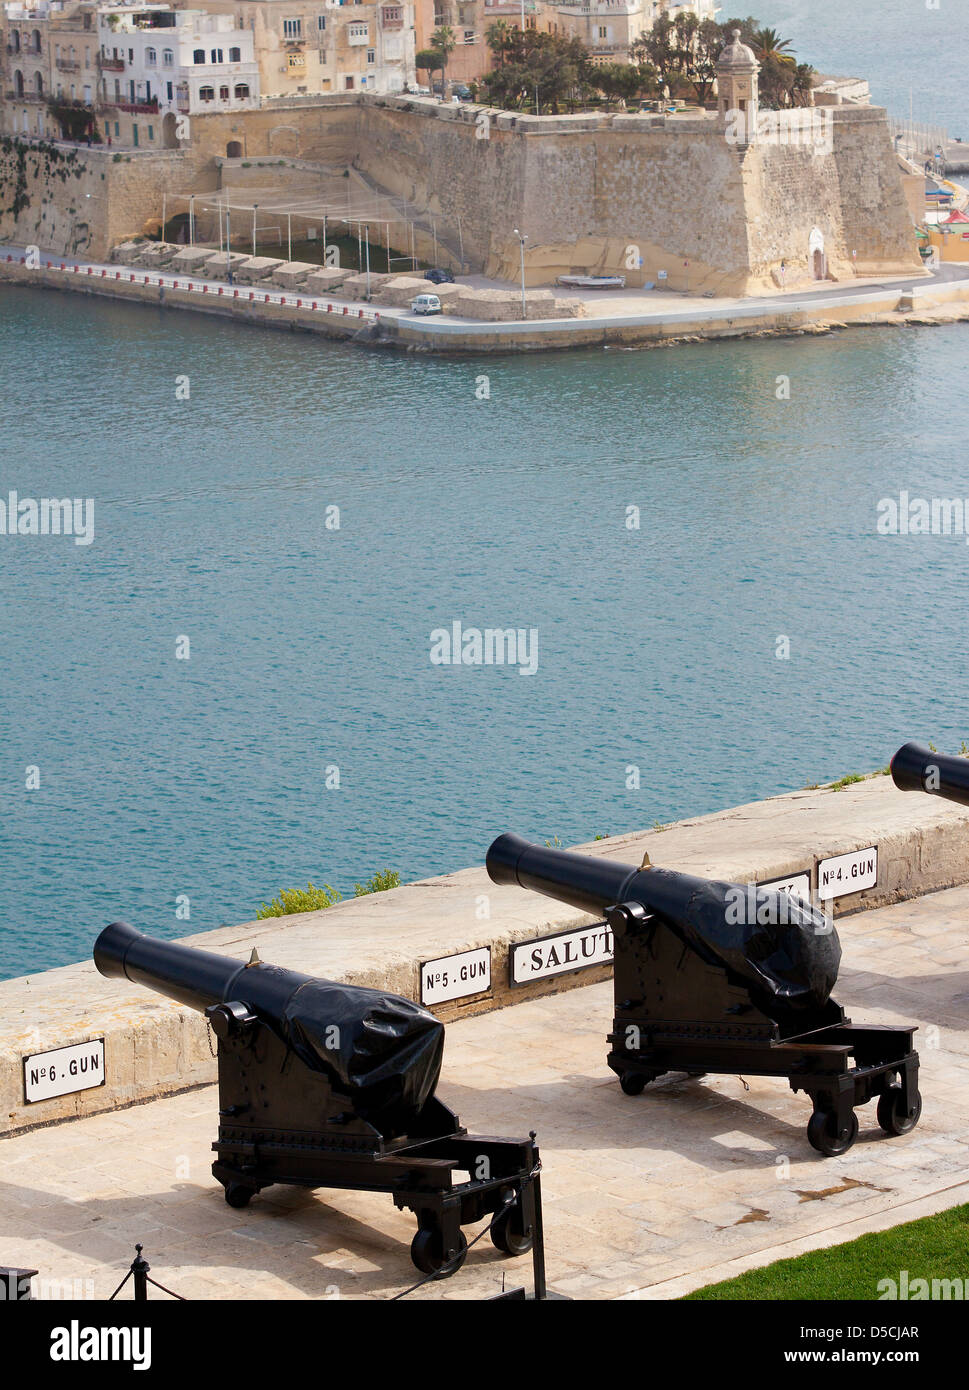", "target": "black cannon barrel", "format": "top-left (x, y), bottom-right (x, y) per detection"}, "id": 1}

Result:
top-left (94, 919), bottom-right (314, 1015)
top-left (487, 832), bottom-right (840, 1012)
top-left (93, 922), bottom-right (445, 1118)
top-left (891, 741), bottom-right (969, 808)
